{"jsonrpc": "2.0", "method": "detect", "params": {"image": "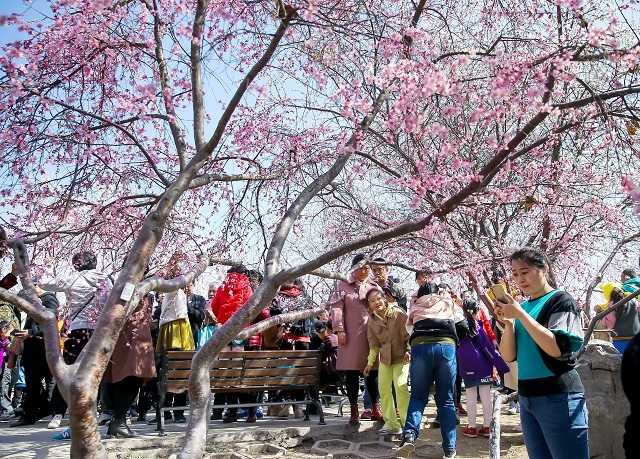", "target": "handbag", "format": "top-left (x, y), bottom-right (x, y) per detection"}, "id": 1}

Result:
top-left (197, 325), bottom-right (216, 348)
